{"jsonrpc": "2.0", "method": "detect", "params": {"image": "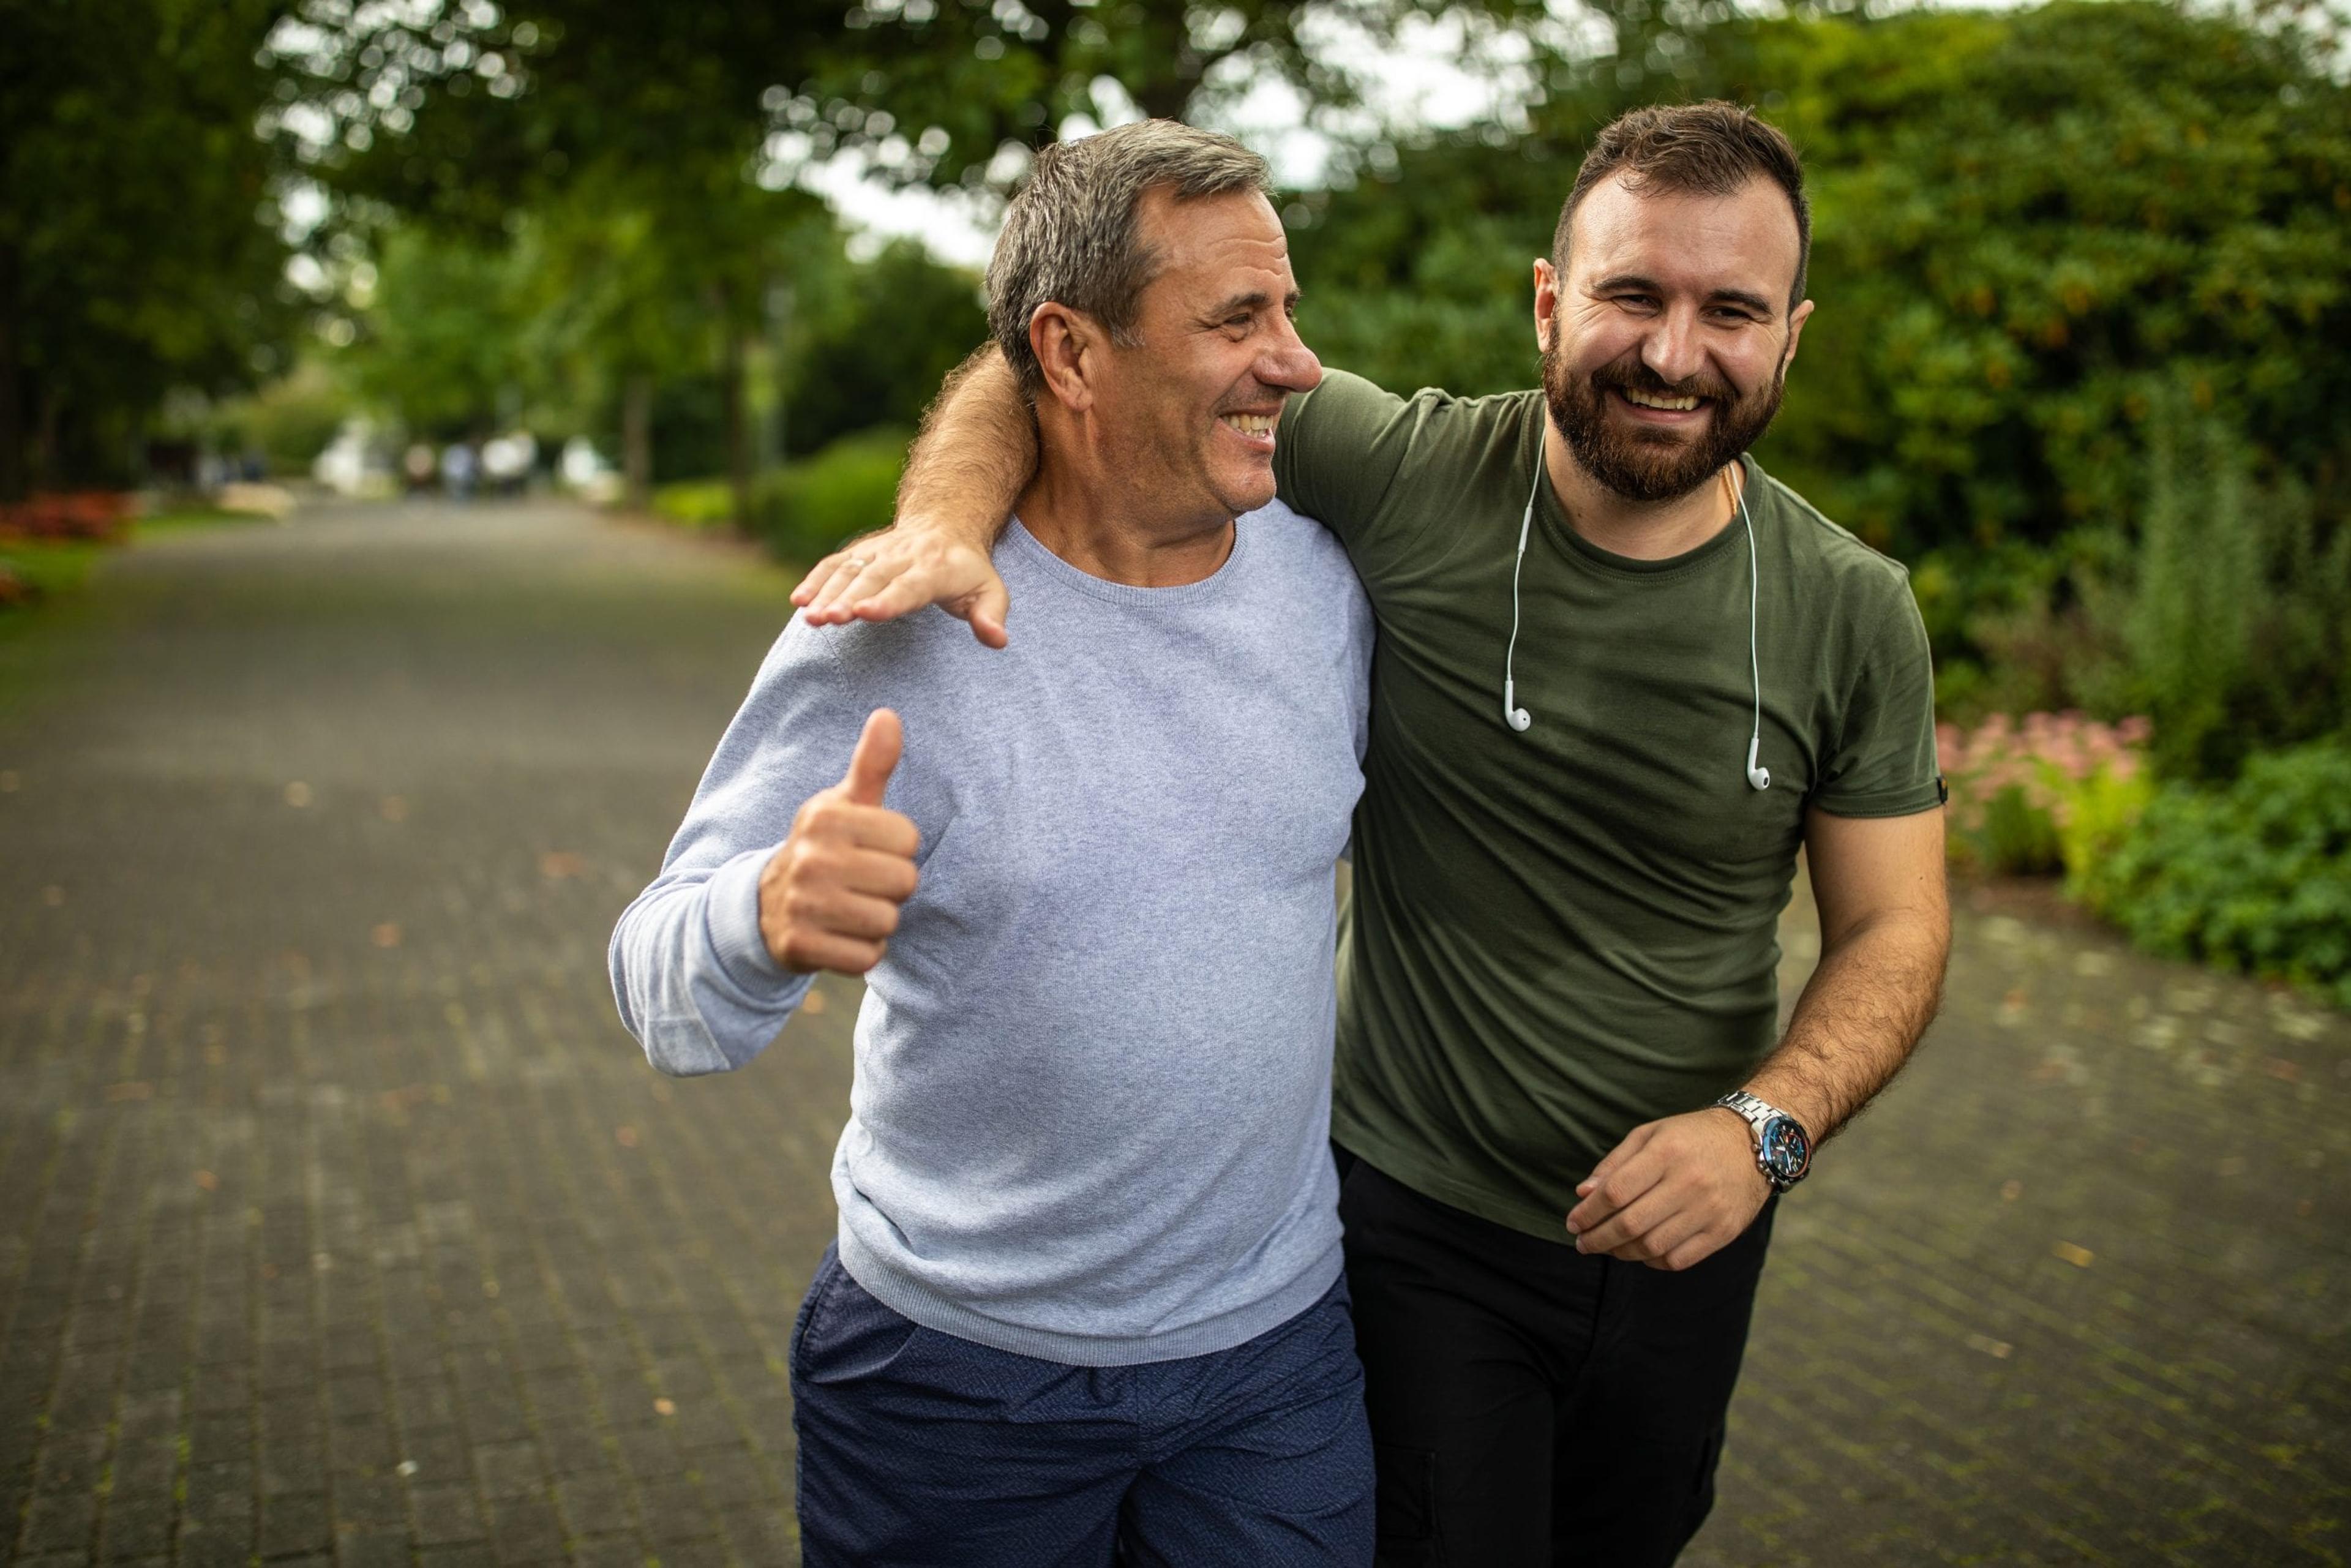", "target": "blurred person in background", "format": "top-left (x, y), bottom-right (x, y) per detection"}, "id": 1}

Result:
top-left (790, 102), bottom-right (1952, 1566)
top-left (440, 438), bottom-right (476, 501)
top-left (610, 121), bottom-right (1379, 1566)
top-left (402, 442), bottom-right (437, 493)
